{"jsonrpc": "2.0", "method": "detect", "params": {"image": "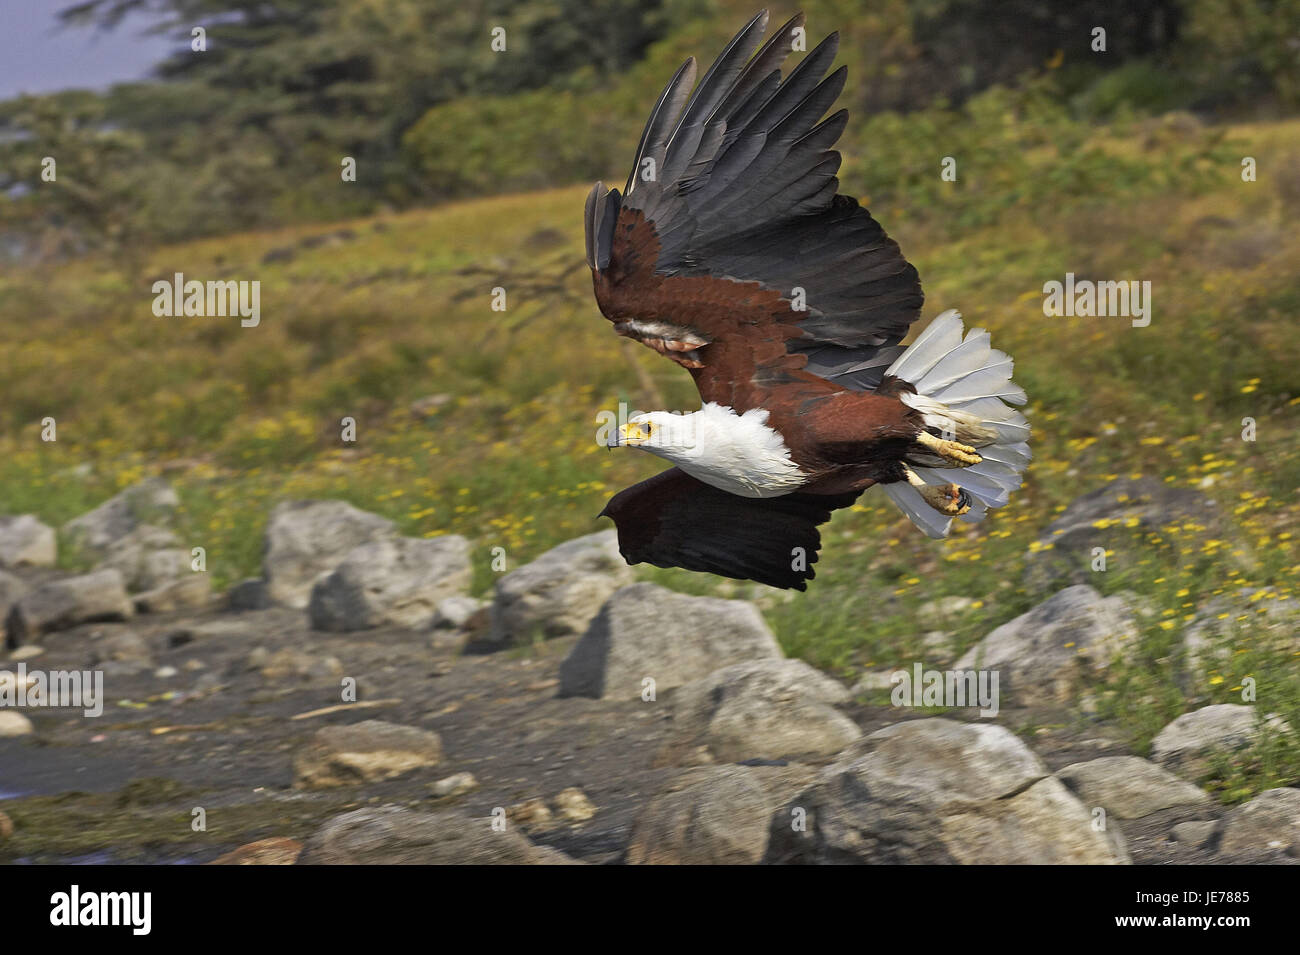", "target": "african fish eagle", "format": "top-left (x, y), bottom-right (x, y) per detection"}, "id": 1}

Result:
top-left (586, 10), bottom-right (1030, 590)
